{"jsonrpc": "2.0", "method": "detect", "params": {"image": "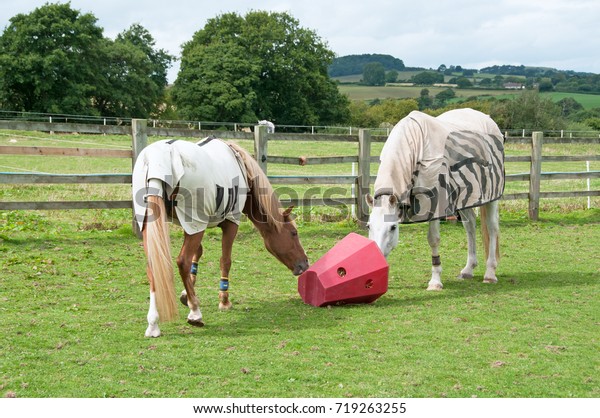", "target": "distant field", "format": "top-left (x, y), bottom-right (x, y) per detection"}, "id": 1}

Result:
top-left (545, 92), bottom-right (600, 109)
top-left (337, 84), bottom-right (521, 102)
top-left (334, 70), bottom-right (600, 109)
top-left (337, 83), bottom-right (600, 109)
